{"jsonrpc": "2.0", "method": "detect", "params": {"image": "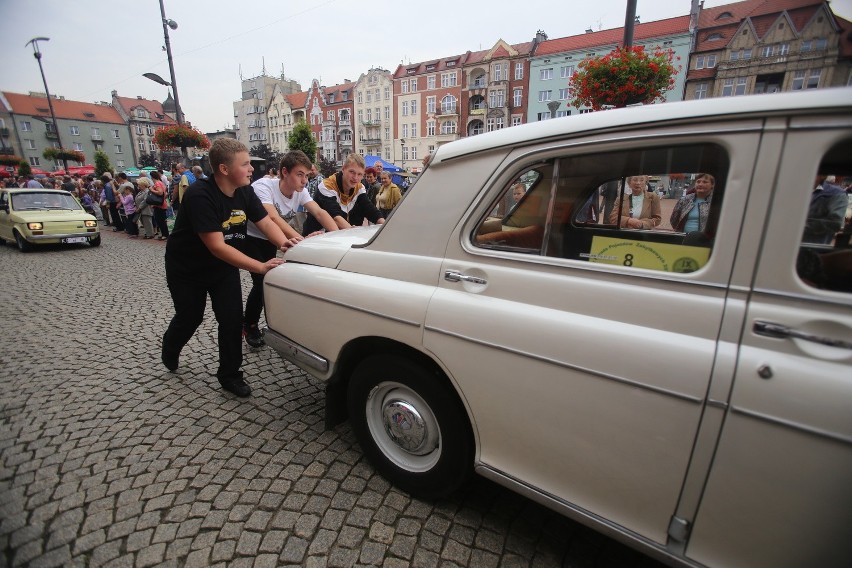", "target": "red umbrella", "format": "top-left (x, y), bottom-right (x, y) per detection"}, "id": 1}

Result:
top-left (69, 165), bottom-right (95, 176)
top-left (30, 167), bottom-right (51, 177)
top-left (53, 169), bottom-right (67, 176)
